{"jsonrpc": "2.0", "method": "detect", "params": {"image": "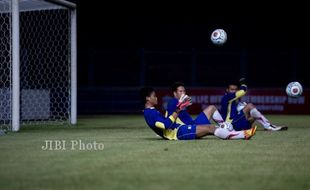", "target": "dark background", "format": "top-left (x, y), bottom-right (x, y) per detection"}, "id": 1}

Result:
top-left (66, 1), bottom-right (310, 113)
